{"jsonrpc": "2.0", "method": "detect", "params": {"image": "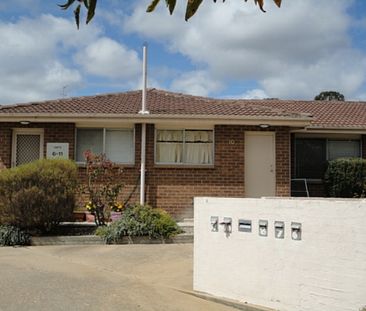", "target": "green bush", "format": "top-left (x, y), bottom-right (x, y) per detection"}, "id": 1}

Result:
top-left (96, 204), bottom-right (182, 243)
top-left (324, 158), bottom-right (366, 198)
top-left (0, 159), bottom-right (78, 232)
top-left (0, 225), bottom-right (30, 246)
